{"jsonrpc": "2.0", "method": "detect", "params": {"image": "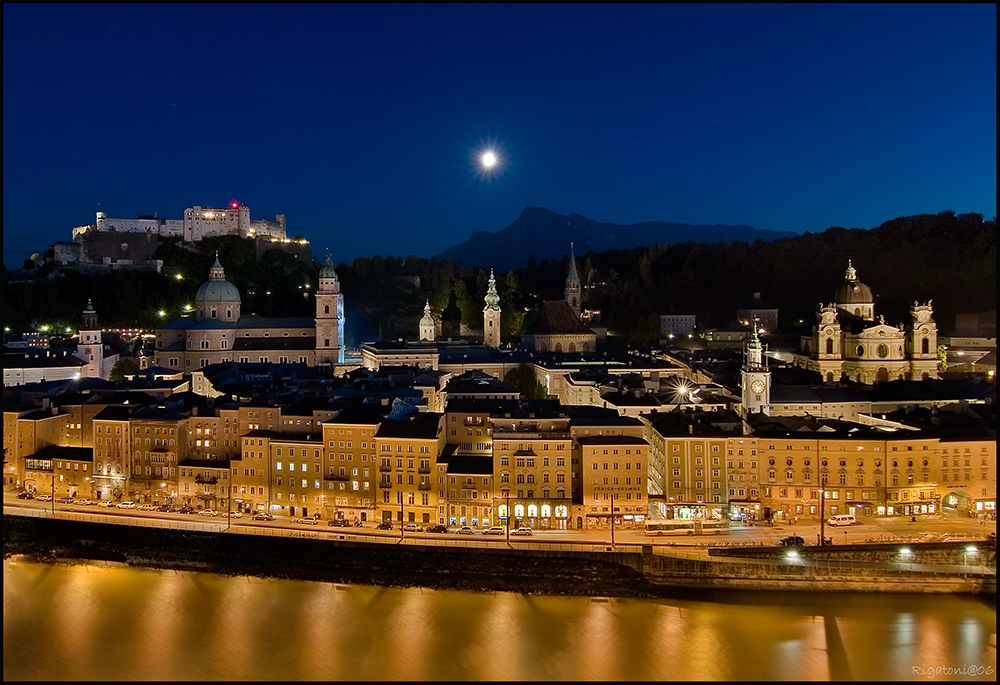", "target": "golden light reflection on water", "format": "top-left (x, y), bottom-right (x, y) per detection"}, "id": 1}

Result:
top-left (3, 559), bottom-right (996, 681)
